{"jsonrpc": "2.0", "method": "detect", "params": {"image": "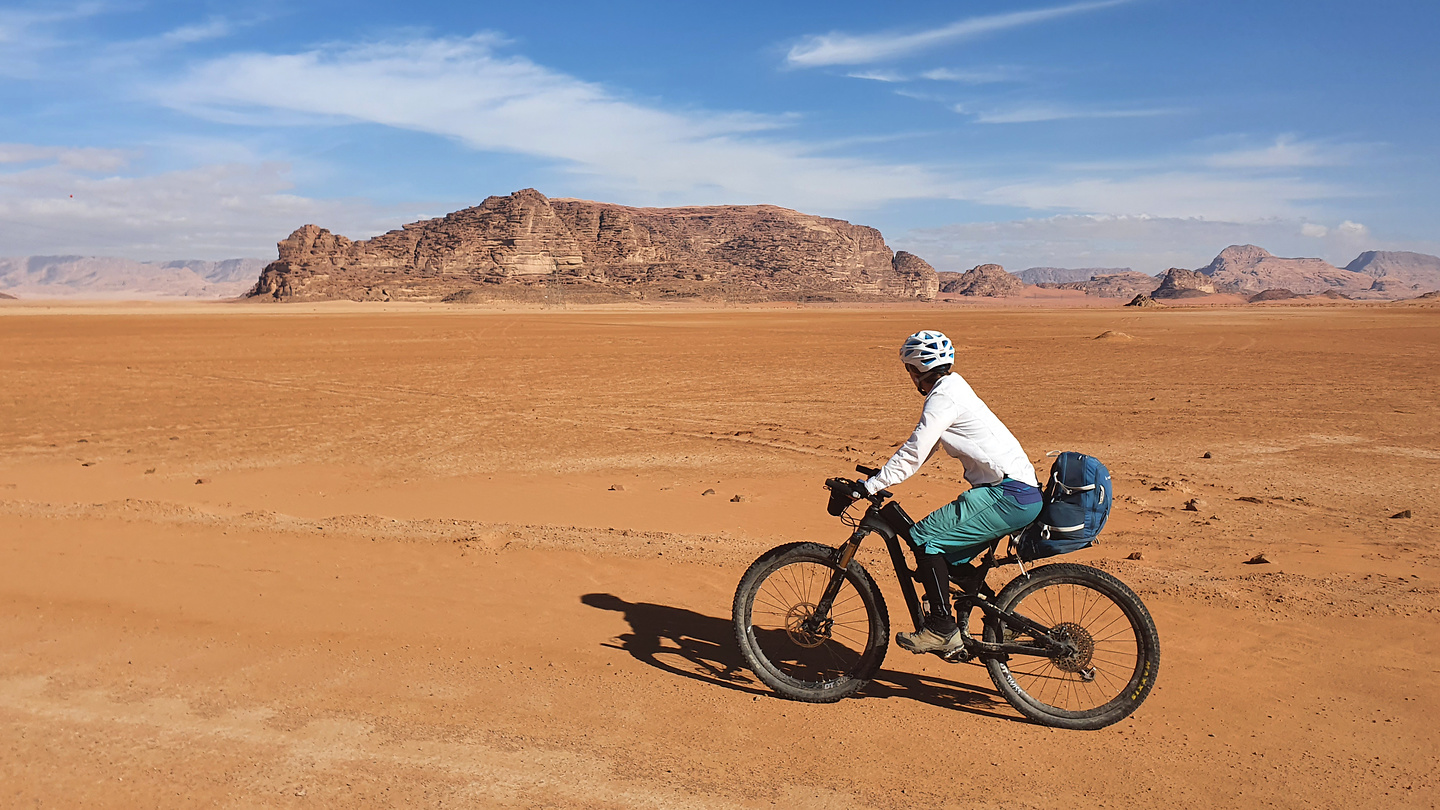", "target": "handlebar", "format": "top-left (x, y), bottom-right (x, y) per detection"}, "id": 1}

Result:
top-left (855, 464), bottom-right (880, 477)
top-left (826, 473), bottom-right (892, 502)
